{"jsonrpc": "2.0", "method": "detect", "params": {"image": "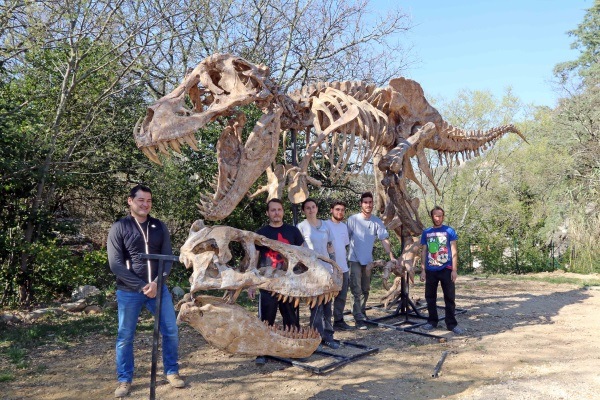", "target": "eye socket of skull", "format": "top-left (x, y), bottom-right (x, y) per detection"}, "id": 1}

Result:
top-left (292, 262), bottom-right (308, 275)
top-left (192, 239), bottom-right (218, 255)
top-left (228, 240), bottom-right (249, 272)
